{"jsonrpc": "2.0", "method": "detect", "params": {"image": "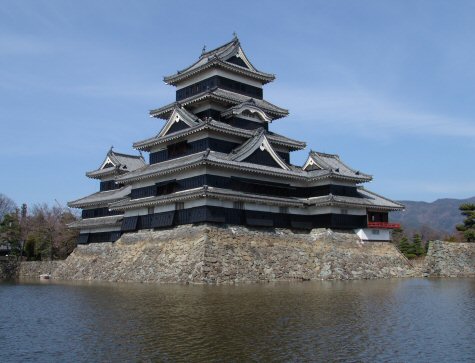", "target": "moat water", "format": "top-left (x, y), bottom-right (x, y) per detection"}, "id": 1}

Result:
top-left (1, 278), bottom-right (474, 362)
